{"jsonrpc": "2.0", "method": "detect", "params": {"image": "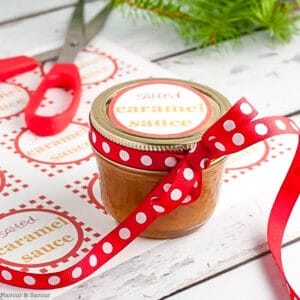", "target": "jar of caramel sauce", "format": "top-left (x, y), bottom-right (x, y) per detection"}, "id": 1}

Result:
top-left (89, 78), bottom-right (231, 239)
